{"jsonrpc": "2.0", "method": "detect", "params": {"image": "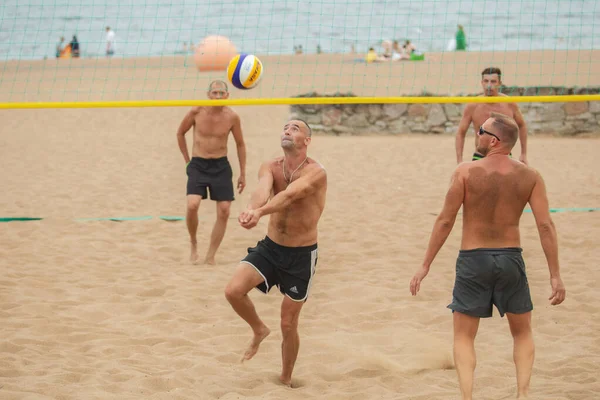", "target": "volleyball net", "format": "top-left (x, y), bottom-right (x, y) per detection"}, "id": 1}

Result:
top-left (0, 0), bottom-right (599, 109)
